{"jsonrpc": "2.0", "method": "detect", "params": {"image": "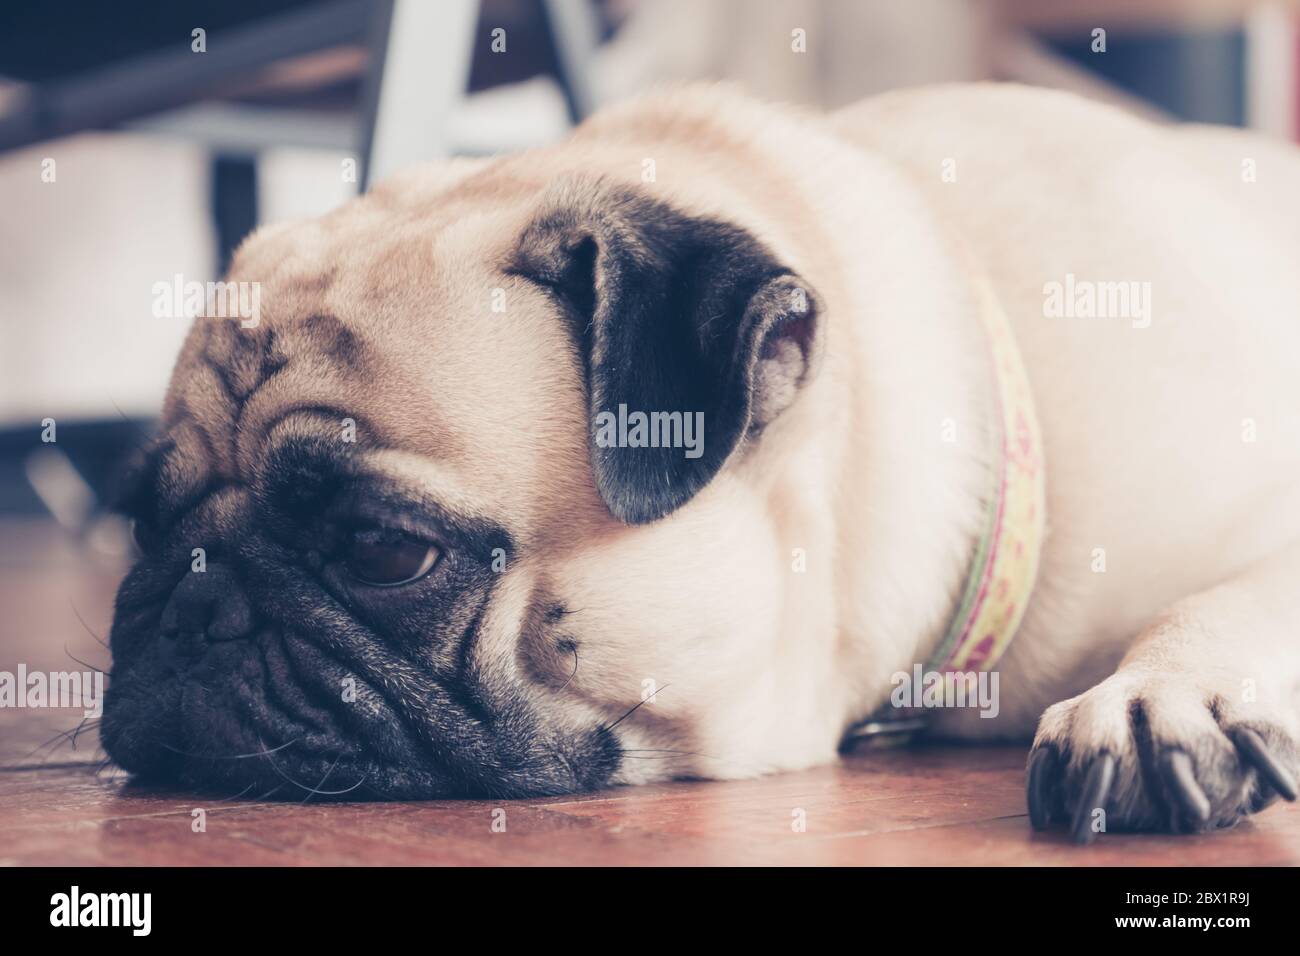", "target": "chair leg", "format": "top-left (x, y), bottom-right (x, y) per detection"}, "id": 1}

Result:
top-left (211, 154), bottom-right (258, 275)
top-left (359, 0), bottom-right (479, 190)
